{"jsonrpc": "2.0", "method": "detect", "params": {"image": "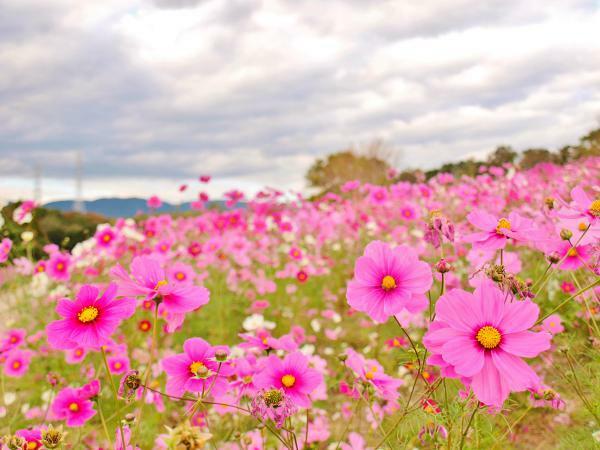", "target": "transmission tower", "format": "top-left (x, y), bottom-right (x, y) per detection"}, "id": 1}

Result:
top-left (73, 151), bottom-right (85, 212)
